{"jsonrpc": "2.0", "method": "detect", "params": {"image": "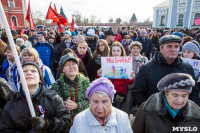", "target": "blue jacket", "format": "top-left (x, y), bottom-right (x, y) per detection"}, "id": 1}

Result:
top-left (33, 42), bottom-right (56, 70)
top-left (0, 59), bottom-right (18, 92)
